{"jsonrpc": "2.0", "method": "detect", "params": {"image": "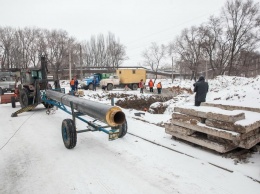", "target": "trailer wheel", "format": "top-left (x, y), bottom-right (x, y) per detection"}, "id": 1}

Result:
top-left (88, 83), bottom-right (93, 90)
top-left (118, 120), bottom-right (127, 138)
top-left (11, 96), bottom-right (16, 108)
top-left (132, 83), bottom-right (138, 90)
top-left (61, 119), bottom-right (77, 149)
top-left (107, 83), bottom-right (113, 91)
